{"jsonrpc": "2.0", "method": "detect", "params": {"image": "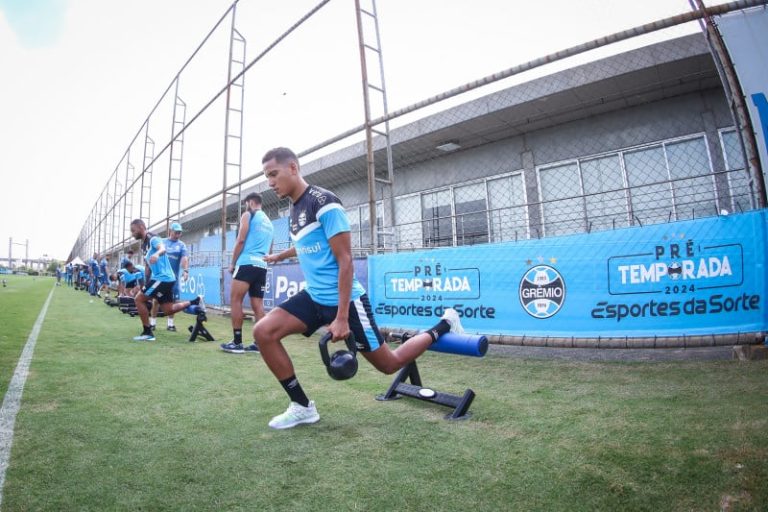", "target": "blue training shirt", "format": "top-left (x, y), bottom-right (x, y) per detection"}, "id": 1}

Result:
top-left (141, 233), bottom-right (176, 283)
top-left (122, 265), bottom-right (145, 284)
top-left (235, 209), bottom-right (274, 269)
top-left (289, 185), bottom-right (365, 306)
top-left (88, 258), bottom-right (100, 277)
top-left (164, 238), bottom-right (188, 276)
top-left (99, 258), bottom-right (108, 276)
